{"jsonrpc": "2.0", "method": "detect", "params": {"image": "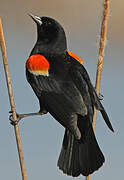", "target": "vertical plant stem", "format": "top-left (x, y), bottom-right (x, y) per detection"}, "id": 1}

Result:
top-left (0, 18), bottom-right (27, 180)
top-left (86, 0), bottom-right (110, 179)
